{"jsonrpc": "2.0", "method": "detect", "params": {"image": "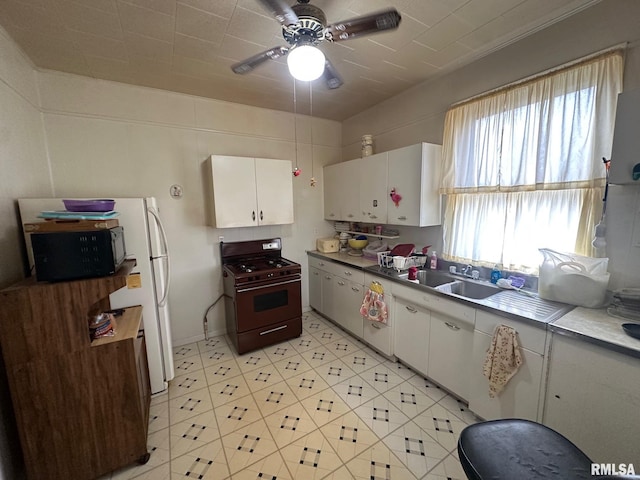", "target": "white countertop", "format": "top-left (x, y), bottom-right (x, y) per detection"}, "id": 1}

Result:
top-left (550, 307), bottom-right (640, 358)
